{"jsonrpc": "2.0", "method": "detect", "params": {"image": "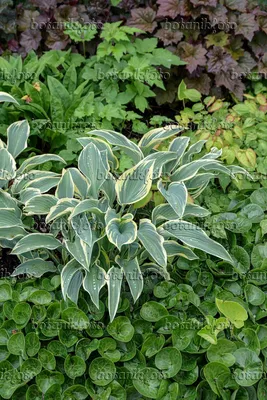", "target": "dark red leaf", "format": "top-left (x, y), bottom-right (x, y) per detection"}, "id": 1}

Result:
top-left (177, 42), bottom-right (207, 73)
top-left (128, 7), bottom-right (157, 33)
